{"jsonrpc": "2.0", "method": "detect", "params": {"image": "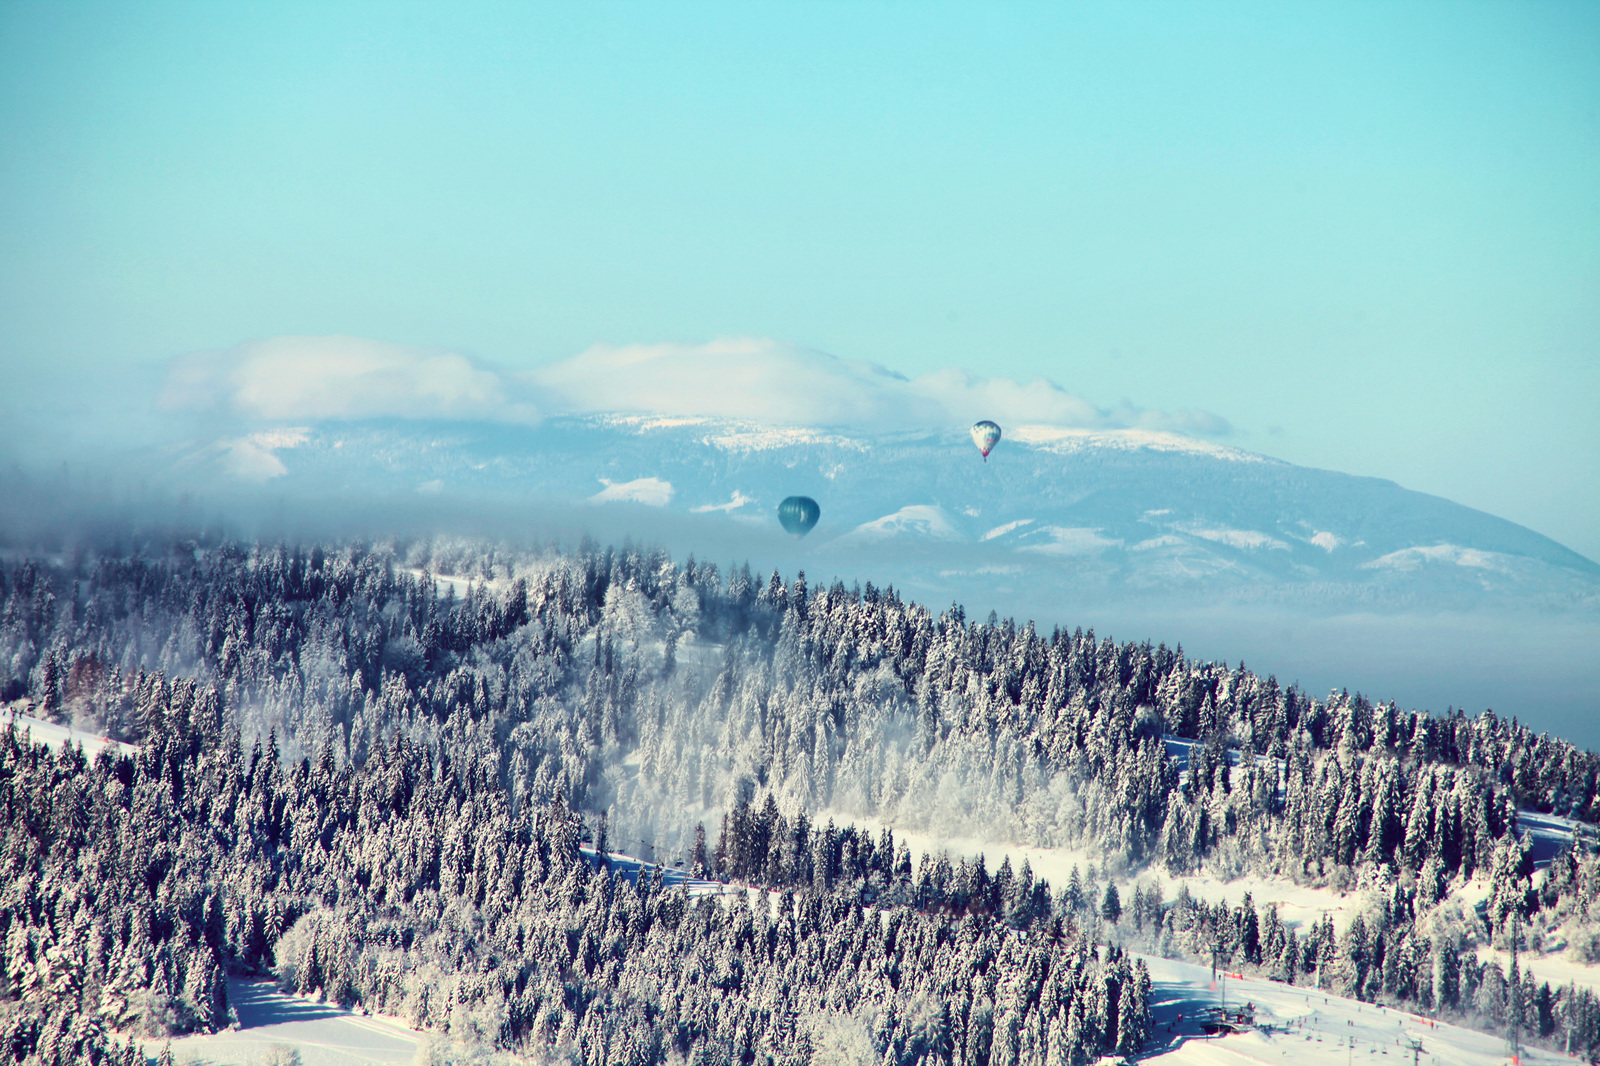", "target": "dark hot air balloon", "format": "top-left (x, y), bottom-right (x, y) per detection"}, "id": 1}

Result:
top-left (777, 496), bottom-right (821, 537)
top-left (970, 420), bottom-right (1002, 461)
